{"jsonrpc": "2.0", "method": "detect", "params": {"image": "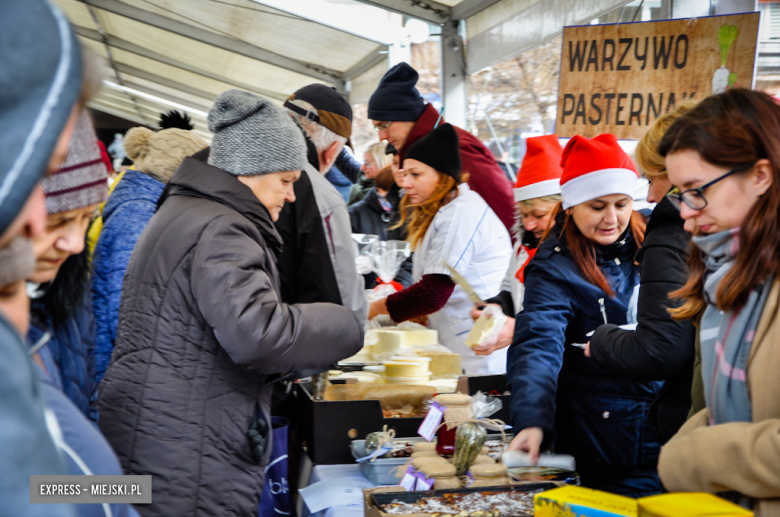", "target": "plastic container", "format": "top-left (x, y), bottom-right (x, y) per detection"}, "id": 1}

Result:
top-left (350, 438), bottom-right (424, 485)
